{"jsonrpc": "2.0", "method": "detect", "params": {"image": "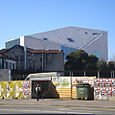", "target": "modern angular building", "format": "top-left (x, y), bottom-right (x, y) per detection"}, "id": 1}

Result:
top-left (5, 26), bottom-right (108, 61)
